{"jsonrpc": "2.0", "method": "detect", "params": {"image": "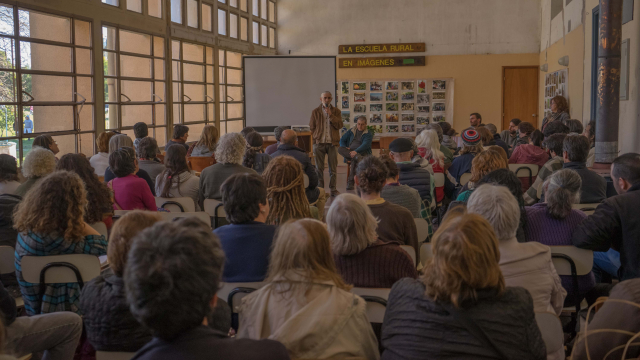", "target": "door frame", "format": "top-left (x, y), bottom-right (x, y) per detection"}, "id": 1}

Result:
top-left (501, 66), bottom-right (540, 131)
